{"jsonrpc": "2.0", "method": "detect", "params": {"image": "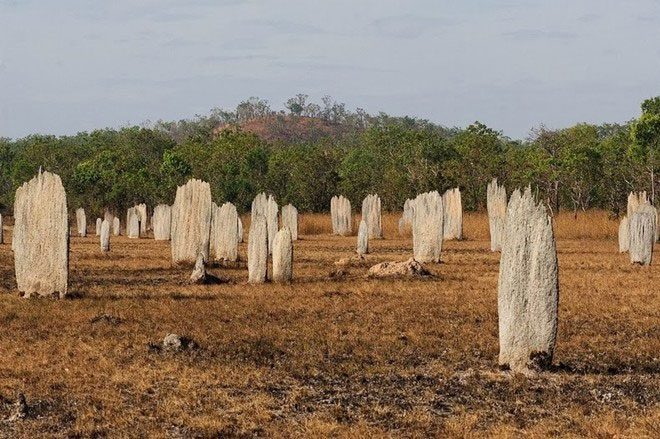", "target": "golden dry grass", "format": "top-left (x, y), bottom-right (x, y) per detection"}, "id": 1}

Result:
top-left (0, 211), bottom-right (657, 437)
